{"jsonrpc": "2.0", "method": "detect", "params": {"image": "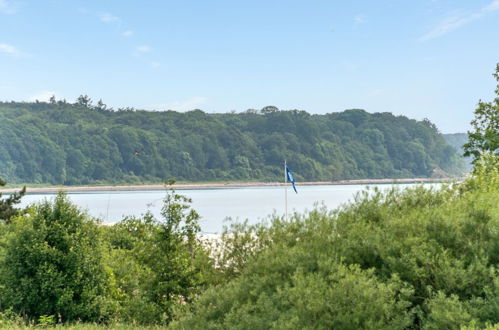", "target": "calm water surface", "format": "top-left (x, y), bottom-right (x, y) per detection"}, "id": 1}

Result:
top-left (20, 184), bottom-right (439, 233)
